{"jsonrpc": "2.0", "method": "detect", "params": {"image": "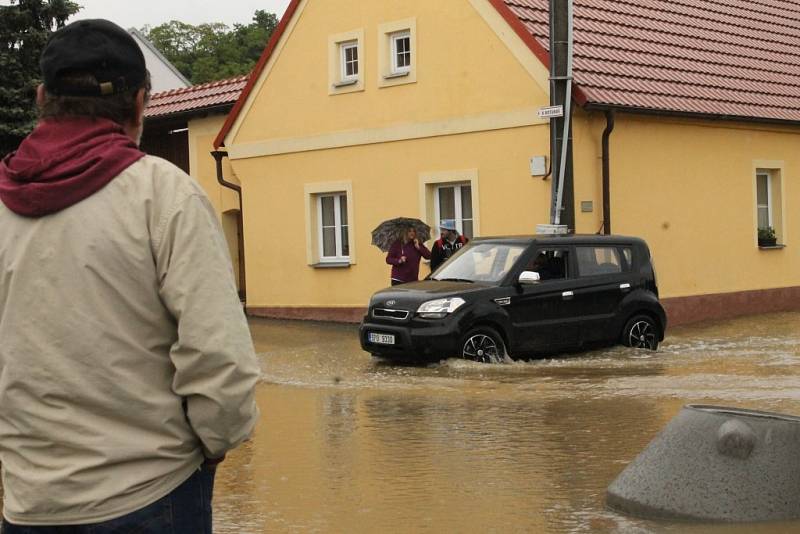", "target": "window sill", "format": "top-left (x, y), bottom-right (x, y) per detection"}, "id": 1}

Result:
top-left (758, 244), bottom-right (785, 250)
top-left (383, 71), bottom-right (410, 80)
top-left (312, 261), bottom-right (351, 268)
top-left (332, 79), bottom-right (358, 88)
